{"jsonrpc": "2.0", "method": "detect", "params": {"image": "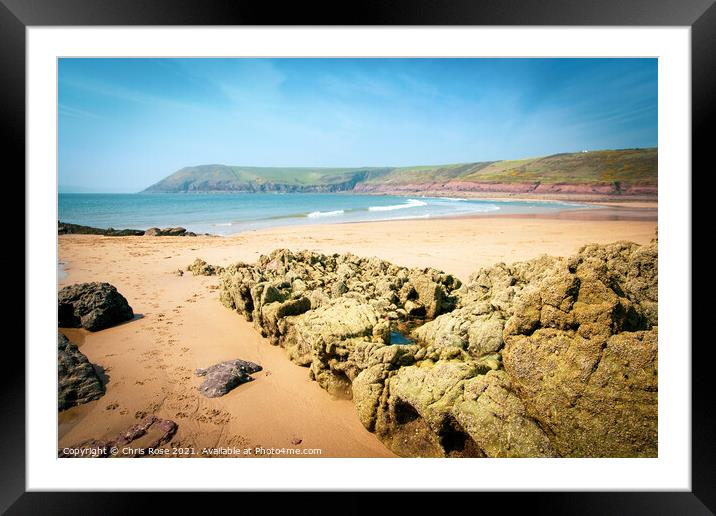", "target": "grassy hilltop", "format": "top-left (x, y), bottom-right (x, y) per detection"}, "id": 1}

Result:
top-left (143, 165), bottom-right (392, 193)
top-left (143, 148), bottom-right (657, 198)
